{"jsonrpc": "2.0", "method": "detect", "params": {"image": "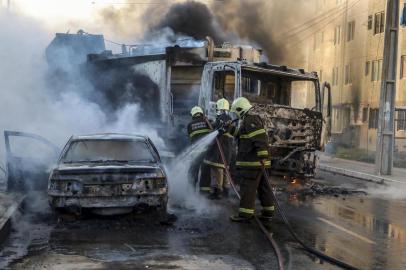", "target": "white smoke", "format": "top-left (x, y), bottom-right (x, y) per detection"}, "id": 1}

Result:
top-left (0, 10), bottom-right (165, 168)
top-left (365, 183), bottom-right (406, 201)
top-left (166, 132), bottom-right (220, 214)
